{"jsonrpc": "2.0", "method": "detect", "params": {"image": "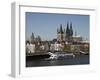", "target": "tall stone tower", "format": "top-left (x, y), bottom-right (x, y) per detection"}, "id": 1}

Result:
top-left (31, 33), bottom-right (35, 43)
top-left (66, 22), bottom-right (70, 41)
top-left (57, 24), bottom-right (65, 42)
top-left (57, 22), bottom-right (73, 42)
